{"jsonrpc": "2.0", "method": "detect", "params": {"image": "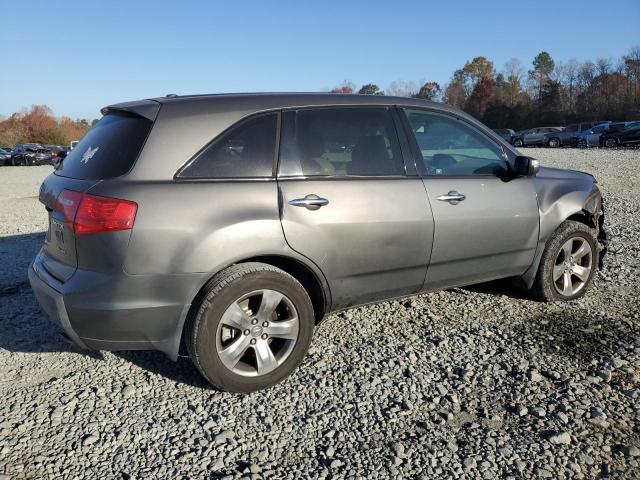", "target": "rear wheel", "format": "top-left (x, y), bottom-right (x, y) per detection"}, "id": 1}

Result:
top-left (185, 262), bottom-right (315, 392)
top-left (603, 137), bottom-right (618, 148)
top-left (531, 221), bottom-right (598, 301)
top-left (547, 137), bottom-right (561, 148)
